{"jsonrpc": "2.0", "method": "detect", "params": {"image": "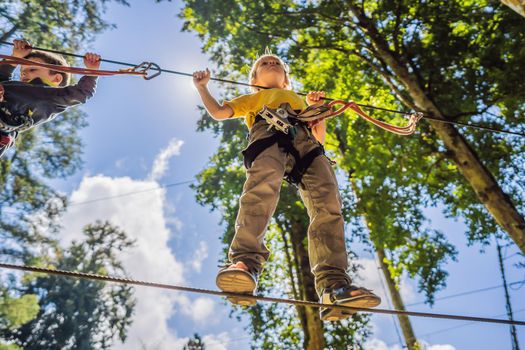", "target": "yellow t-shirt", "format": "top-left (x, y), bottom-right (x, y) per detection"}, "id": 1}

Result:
top-left (223, 88), bottom-right (307, 129)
